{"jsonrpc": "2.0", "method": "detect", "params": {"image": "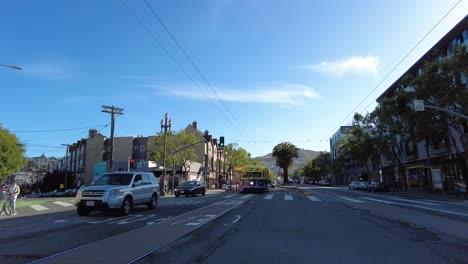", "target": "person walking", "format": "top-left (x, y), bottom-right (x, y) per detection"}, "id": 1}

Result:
top-left (9, 181), bottom-right (20, 215)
